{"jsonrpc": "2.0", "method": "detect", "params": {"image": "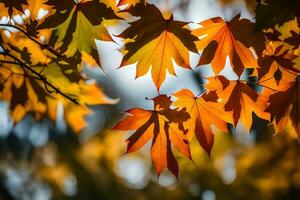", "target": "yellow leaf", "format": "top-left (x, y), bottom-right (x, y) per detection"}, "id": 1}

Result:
top-left (119, 3), bottom-right (197, 90)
